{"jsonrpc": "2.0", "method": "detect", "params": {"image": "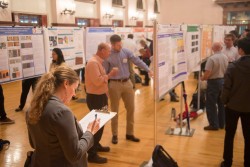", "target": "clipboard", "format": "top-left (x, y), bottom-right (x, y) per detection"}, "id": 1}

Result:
top-left (79, 109), bottom-right (117, 132)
